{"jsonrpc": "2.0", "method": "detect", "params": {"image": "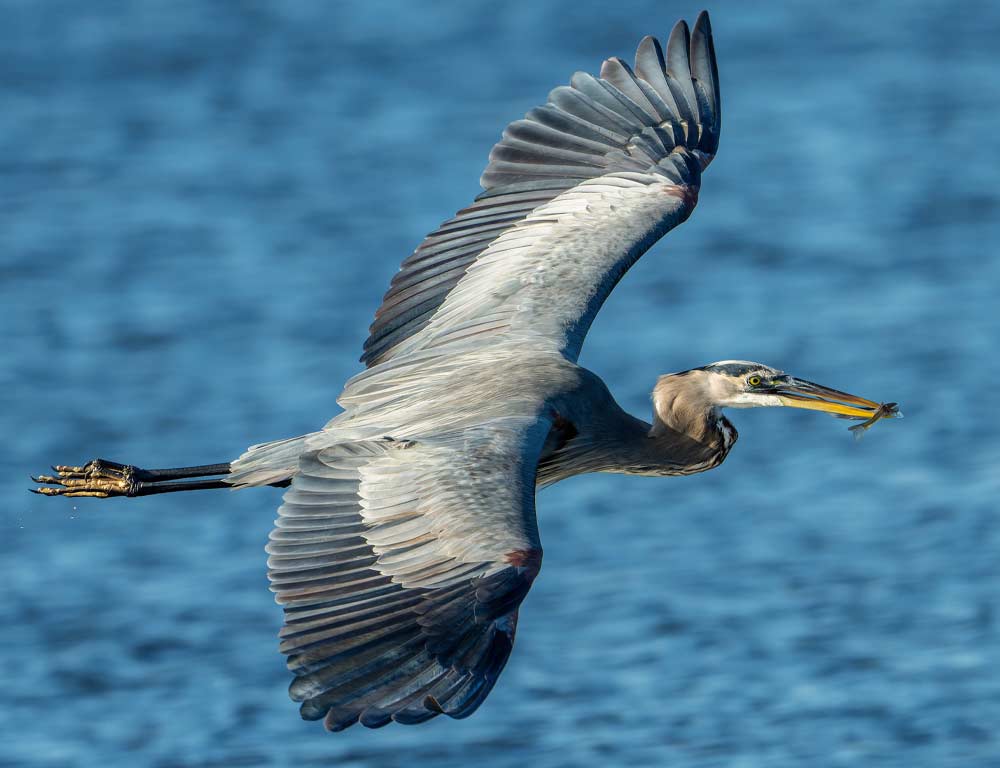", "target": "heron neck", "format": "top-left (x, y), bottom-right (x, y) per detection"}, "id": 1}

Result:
top-left (645, 377), bottom-right (736, 472)
top-left (609, 405), bottom-right (731, 478)
top-left (650, 375), bottom-right (727, 444)
top-left (537, 405), bottom-right (730, 486)
top-left (650, 405), bottom-right (724, 444)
